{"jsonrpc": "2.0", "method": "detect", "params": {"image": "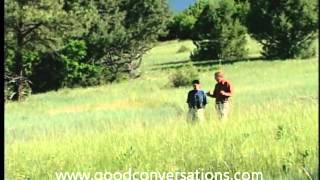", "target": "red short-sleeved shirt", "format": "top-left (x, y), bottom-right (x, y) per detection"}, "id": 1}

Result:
top-left (212, 80), bottom-right (233, 103)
